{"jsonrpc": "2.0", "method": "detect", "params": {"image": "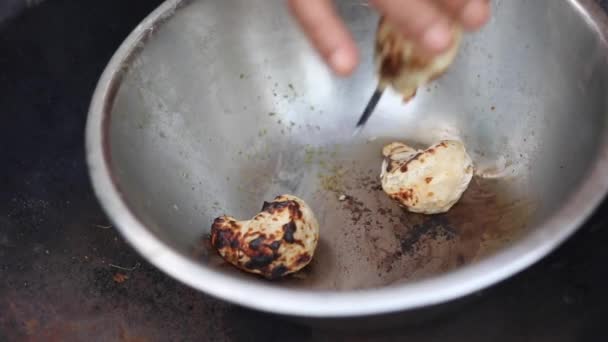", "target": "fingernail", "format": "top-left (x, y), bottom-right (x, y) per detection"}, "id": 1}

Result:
top-left (329, 49), bottom-right (354, 75)
top-left (421, 21), bottom-right (452, 53)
